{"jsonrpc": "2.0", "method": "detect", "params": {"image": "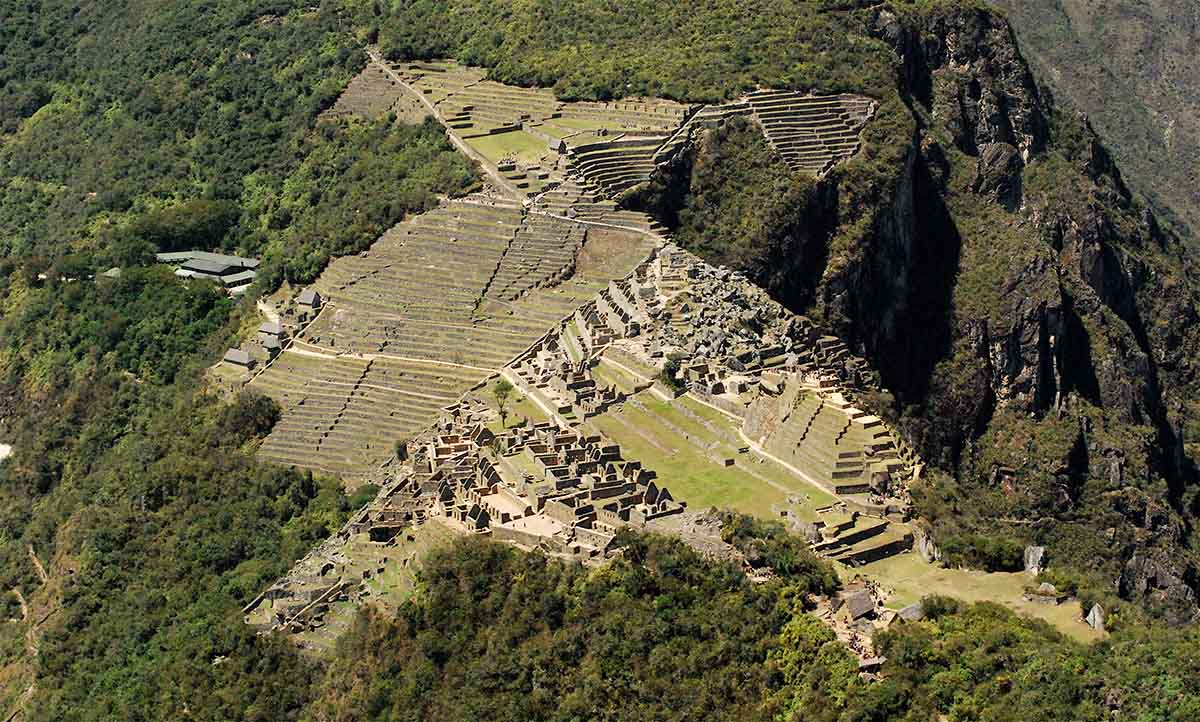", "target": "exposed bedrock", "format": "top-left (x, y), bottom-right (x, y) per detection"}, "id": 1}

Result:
top-left (641, 4), bottom-right (1200, 616)
top-left (874, 5), bottom-right (1049, 160)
